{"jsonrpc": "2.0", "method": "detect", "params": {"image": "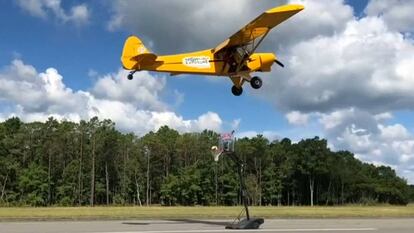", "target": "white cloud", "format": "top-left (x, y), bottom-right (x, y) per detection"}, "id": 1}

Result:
top-left (107, 0), bottom-right (283, 53)
top-left (379, 124), bottom-right (410, 141)
top-left (0, 59), bottom-right (225, 135)
top-left (337, 124), bottom-right (373, 154)
top-left (365, 0), bottom-right (414, 32)
top-left (269, 0), bottom-right (354, 48)
top-left (0, 60), bottom-right (88, 116)
top-left (16, 0), bottom-right (90, 26)
top-left (194, 112), bottom-right (222, 132)
top-left (318, 108), bottom-right (414, 183)
top-left (68, 4), bottom-right (89, 25)
top-left (286, 111), bottom-right (309, 126)
top-left (319, 108), bottom-right (357, 130)
top-left (374, 112), bottom-right (393, 121)
top-left (263, 16), bottom-right (414, 113)
top-left (92, 70), bottom-right (167, 111)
